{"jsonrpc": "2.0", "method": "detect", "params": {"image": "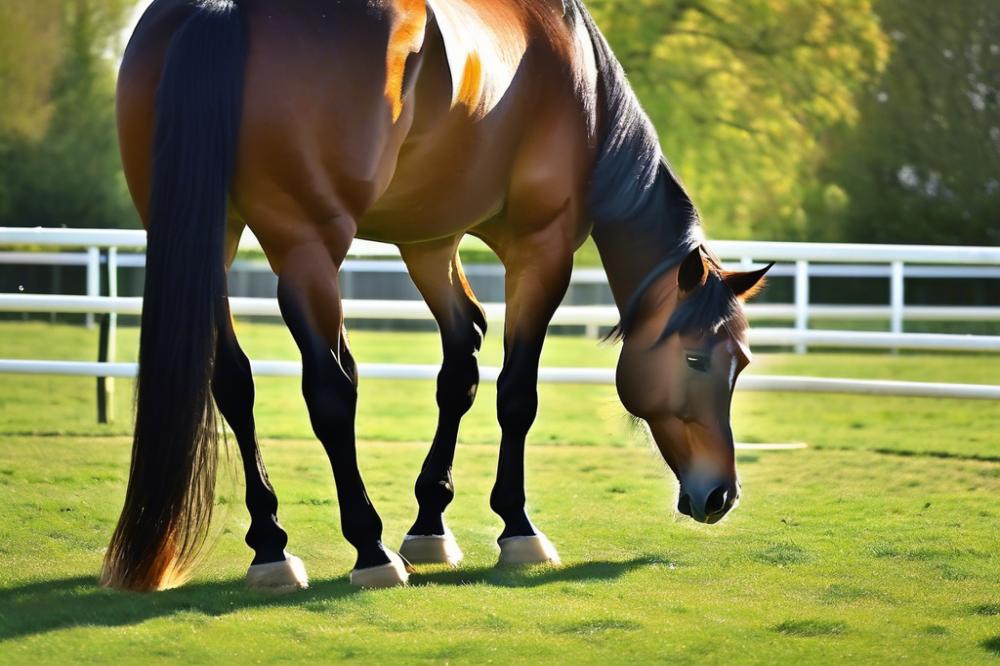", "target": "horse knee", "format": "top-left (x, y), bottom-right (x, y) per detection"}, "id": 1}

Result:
top-left (497, 381), bottom-right (538, 437)
top-left (436, 354), bottom-right (479, 417)
top-left (489, 485), bottom-right (526, 518)
top-left (436, 320), bottom-right (484, 415)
